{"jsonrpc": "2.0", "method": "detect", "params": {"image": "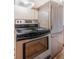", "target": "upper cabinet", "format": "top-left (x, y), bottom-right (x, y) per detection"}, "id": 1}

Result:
top-left (38, 2), bottom-right (50, 29)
